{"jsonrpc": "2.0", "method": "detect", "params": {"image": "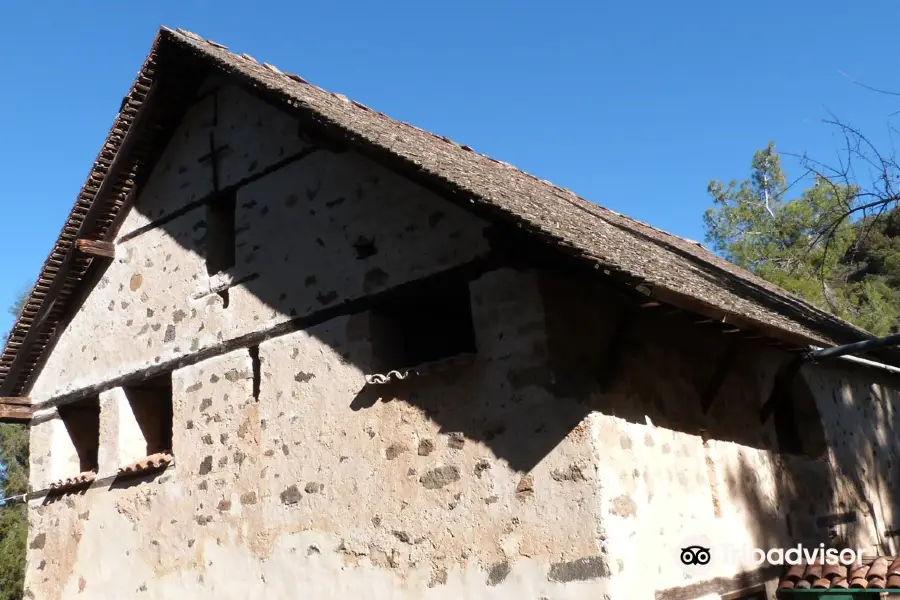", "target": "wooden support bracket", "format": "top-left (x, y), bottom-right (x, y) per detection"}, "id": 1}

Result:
top-left (75, 239), bottom-right (115, 259)
top-left (0, 397), bottom-right (34, 423)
